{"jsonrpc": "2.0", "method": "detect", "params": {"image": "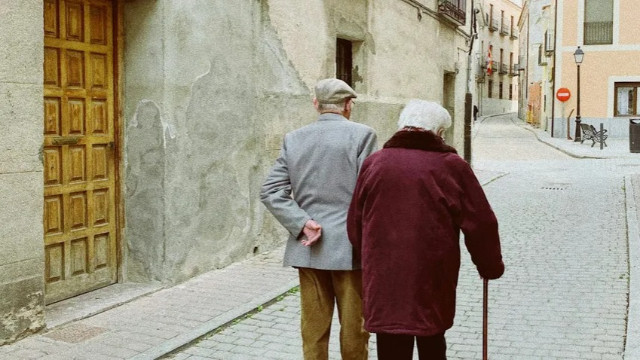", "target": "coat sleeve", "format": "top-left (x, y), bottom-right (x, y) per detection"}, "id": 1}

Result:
top-left (260, 136), bottom-right (311, 238)
top-left (347, 160), bottom-right (370, 255)
top-left (357, 129), bottom-right (378, 172)
top-left (455, 160), bottom-right (505, 280)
